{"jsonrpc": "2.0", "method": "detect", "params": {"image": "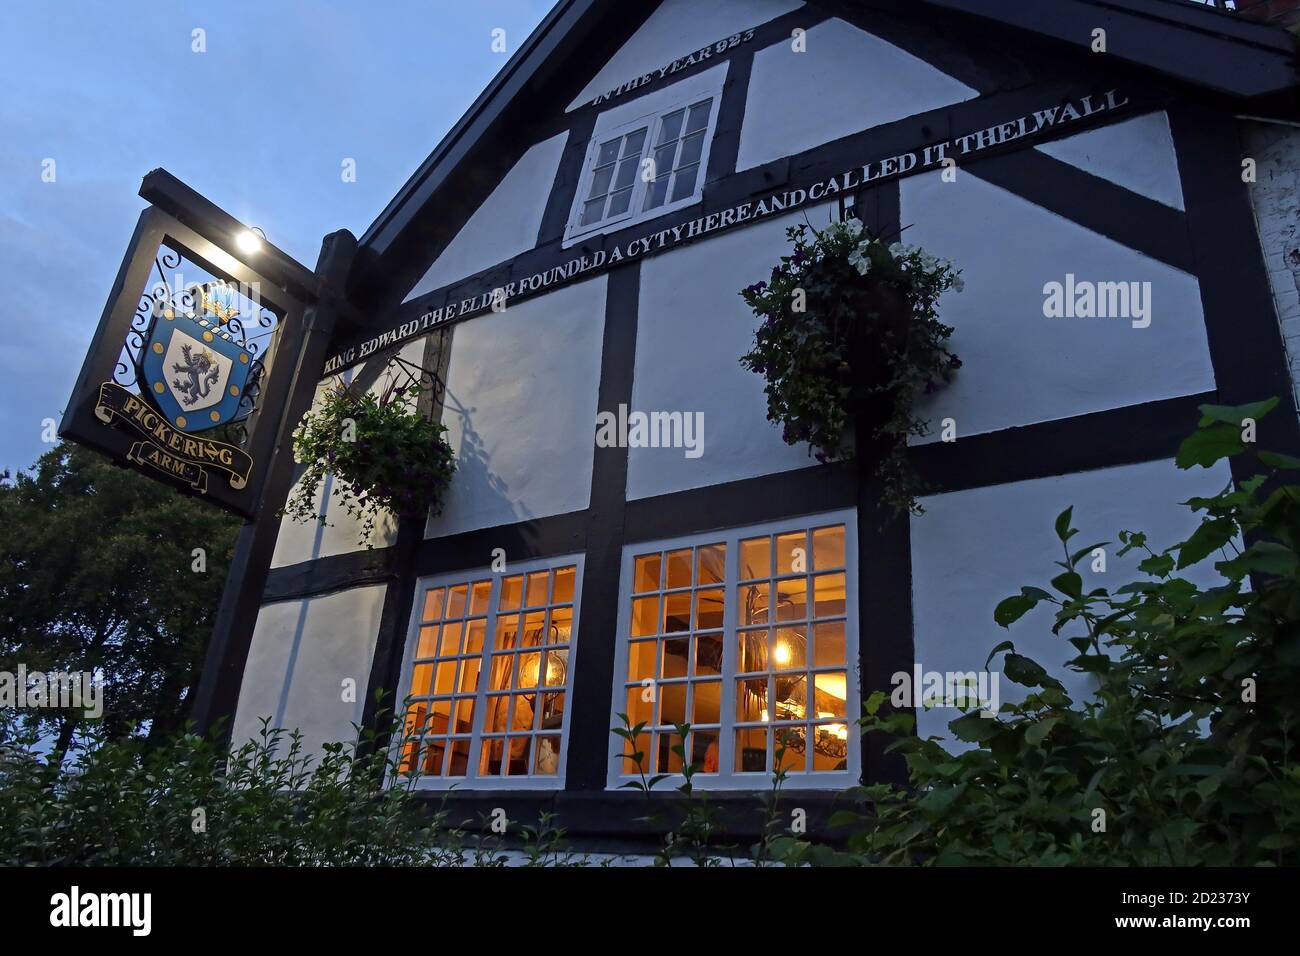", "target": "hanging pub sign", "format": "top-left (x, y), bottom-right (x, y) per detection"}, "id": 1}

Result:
top-left (93, 277), bottom-right (267, 494)
top-left (61, 170), bottom-right (321, 518)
